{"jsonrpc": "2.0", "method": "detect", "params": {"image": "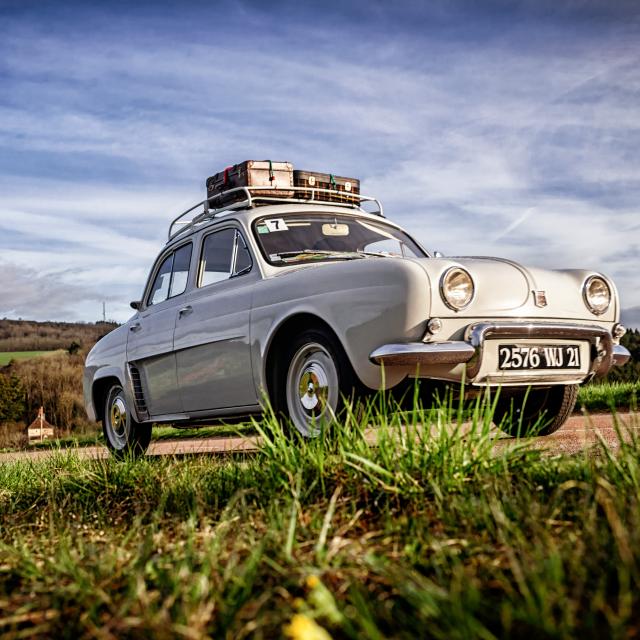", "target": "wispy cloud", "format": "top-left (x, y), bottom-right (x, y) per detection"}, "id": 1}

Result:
top-left (0, 0), bottom-right (638, 322)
